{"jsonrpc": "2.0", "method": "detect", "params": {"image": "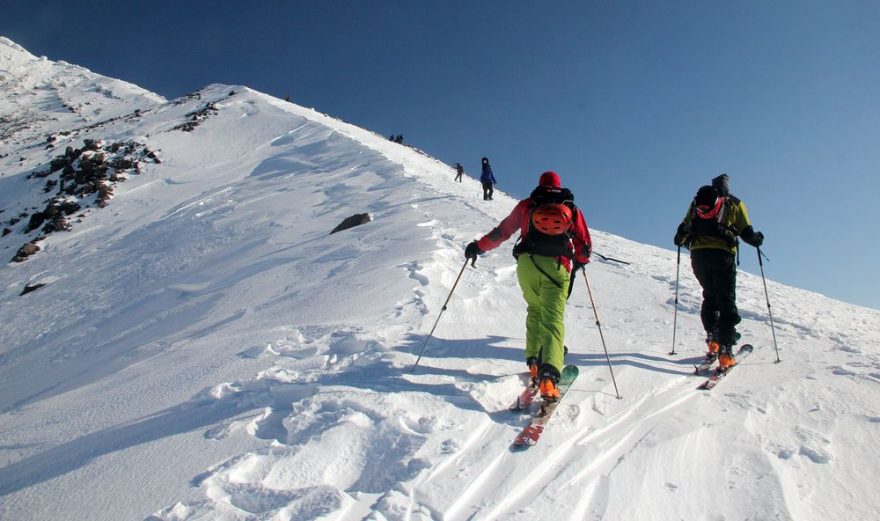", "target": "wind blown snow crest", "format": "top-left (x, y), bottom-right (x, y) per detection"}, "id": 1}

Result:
top-left (1, 38), bottom-right (879, 521)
